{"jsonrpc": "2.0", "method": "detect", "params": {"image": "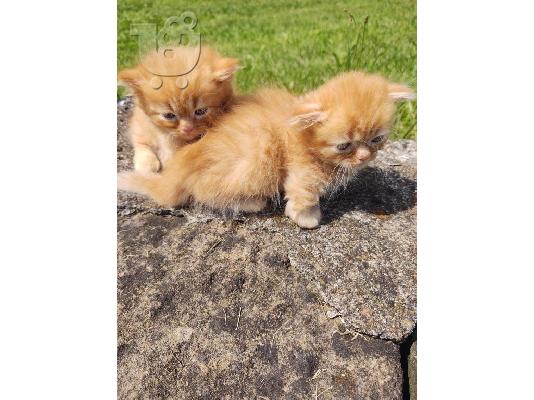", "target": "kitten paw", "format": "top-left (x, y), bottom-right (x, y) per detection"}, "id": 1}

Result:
top-left (285, 202), bottom-right (321, 229)
top-left (237, 198), bottom-right (267, 213)
top-left (134, 151), bottom-right (161, 173)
